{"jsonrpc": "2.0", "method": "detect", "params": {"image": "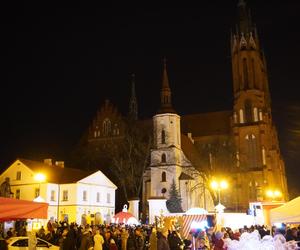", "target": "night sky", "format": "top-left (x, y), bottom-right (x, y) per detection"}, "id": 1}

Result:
top-left (1, 2), bottom-right (300, 196)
